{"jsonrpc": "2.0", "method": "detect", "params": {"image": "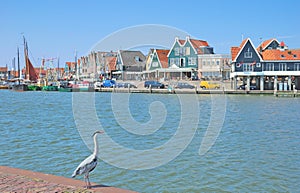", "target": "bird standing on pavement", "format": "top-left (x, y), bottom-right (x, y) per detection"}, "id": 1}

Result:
top-left (72, 130), bottom-right (104, 189)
